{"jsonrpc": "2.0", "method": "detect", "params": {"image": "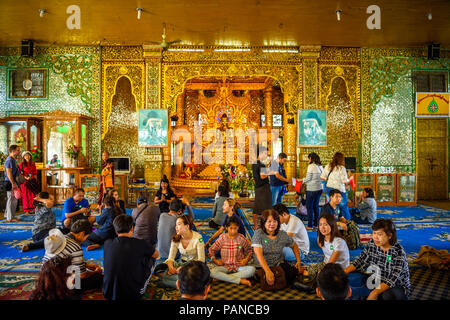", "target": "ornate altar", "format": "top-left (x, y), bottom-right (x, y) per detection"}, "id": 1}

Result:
top-left (170, 76), bottom-right (283, 192)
